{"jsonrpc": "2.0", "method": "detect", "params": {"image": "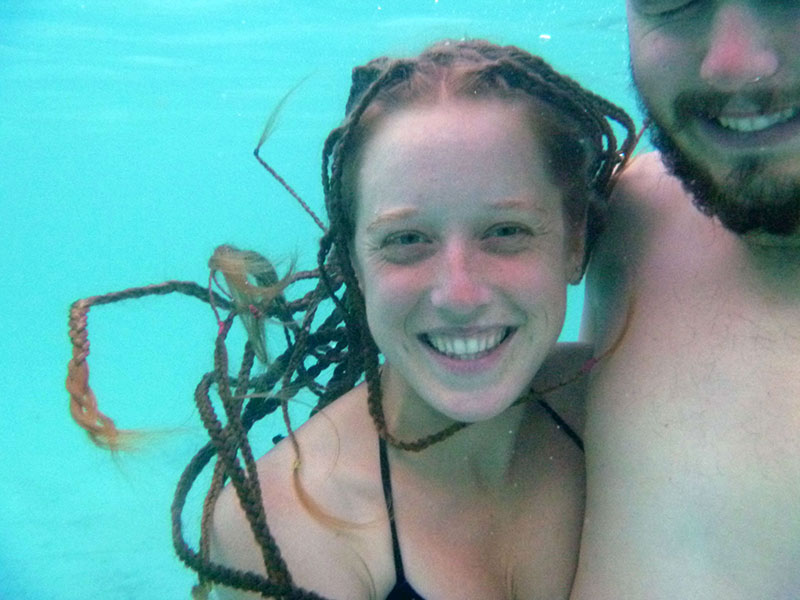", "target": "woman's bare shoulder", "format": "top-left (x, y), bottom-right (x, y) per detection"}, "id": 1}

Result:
top-left (529, 342), bottom-right (593, 438)
top-left (533, 342), bottom-right (593, 396)
top-left (209, 384), bottom-right (392, 599)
